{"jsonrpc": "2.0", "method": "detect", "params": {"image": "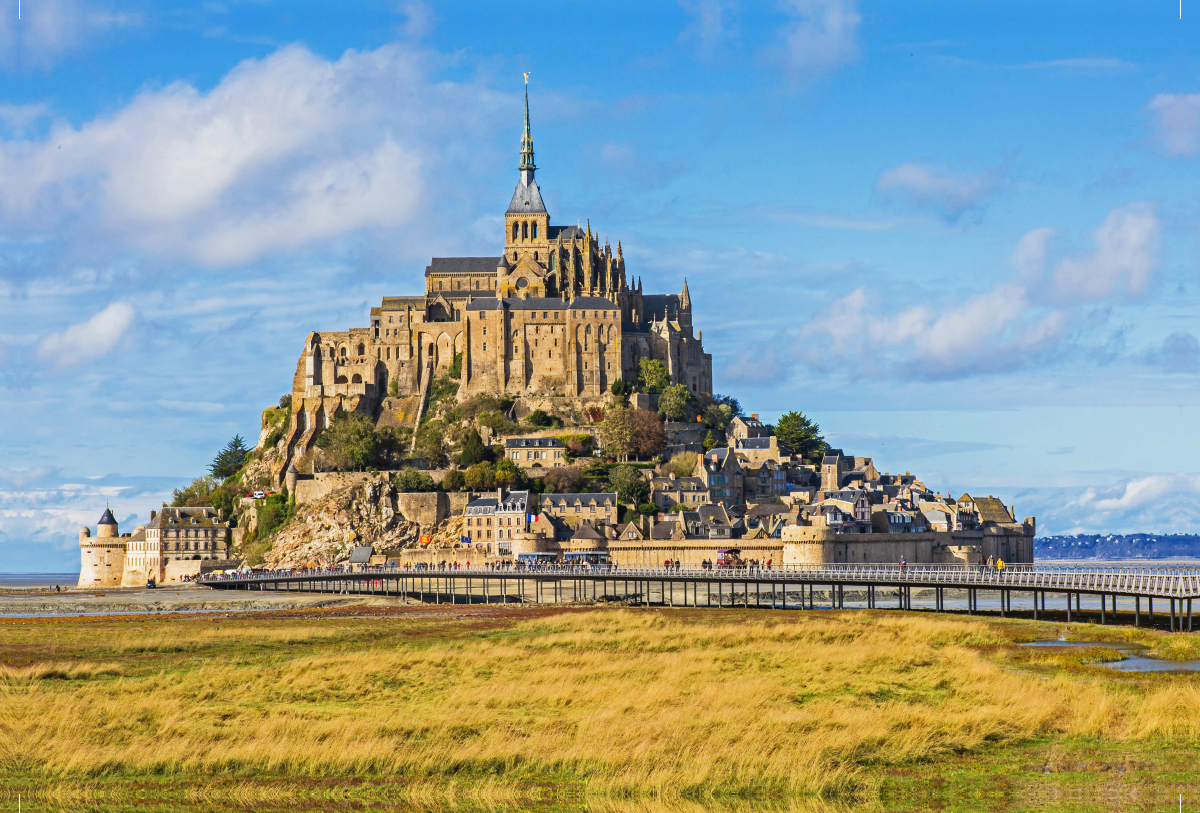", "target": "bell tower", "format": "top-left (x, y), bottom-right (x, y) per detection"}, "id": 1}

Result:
top-left (505, 76), bottom-right (550, 269)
